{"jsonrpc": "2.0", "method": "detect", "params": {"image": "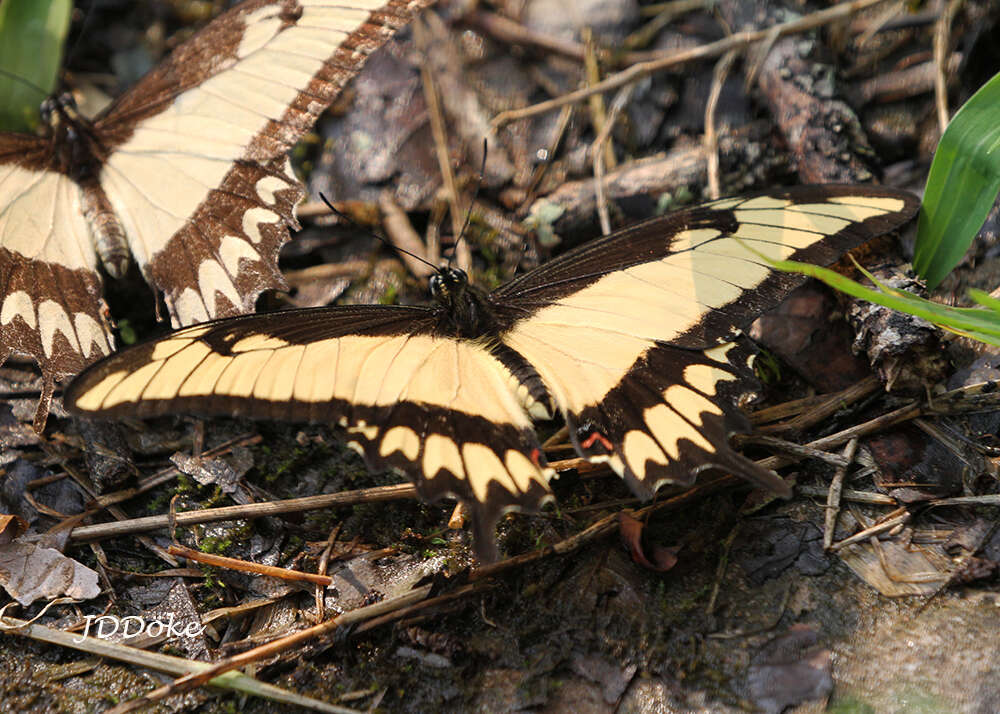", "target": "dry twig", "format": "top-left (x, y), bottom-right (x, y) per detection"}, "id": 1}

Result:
top-left (414, 19), bottom-right (470, 271)
top-left (591, 85), bottom-right (636, 235)
top-left (167, 544), bottom-right (335, 586)
top-left (629, 0), bottom-right (708, 47)
top-left (754, 375), bottom-right (881, 434)
top-left (830, 507), bottom-right (909, 550)
top-left (704, 50), bottom-right (738, 199)
top-left (491, 0), bottom-right (890, 128)
top-left (796, 486), bottom-right (895, 506)
top-left (379, 192), bottom-right (437, 279)
top-left (69, 483), bottom-right (416, 542)
top-left (824, 438), bottom-right (859, 550)
top-left (933, 0), bottom-right (963, 131)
